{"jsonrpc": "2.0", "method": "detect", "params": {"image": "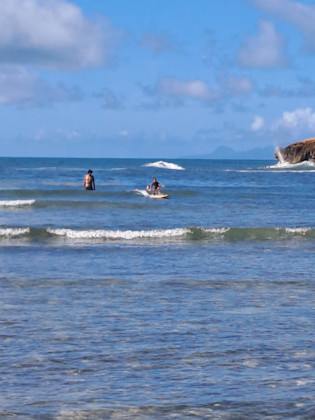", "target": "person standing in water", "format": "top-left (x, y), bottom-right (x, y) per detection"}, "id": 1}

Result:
top-left (84, 170), bottom-right (95, 190)
top-left (146, 177), bottom-right (162, 195)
